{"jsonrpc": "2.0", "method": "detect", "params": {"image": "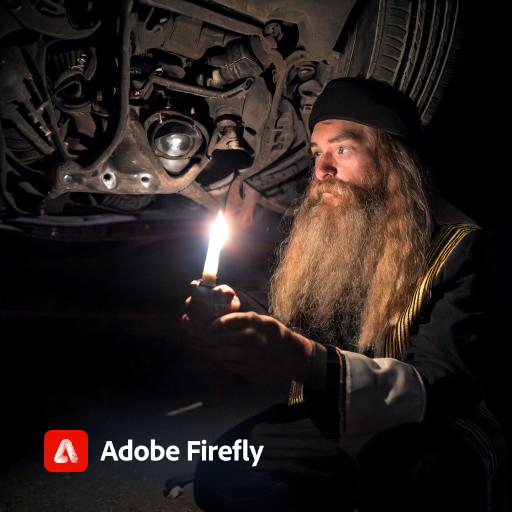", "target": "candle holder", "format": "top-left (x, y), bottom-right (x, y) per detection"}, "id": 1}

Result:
top-left (188, 279), bottom-right (232, 327)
